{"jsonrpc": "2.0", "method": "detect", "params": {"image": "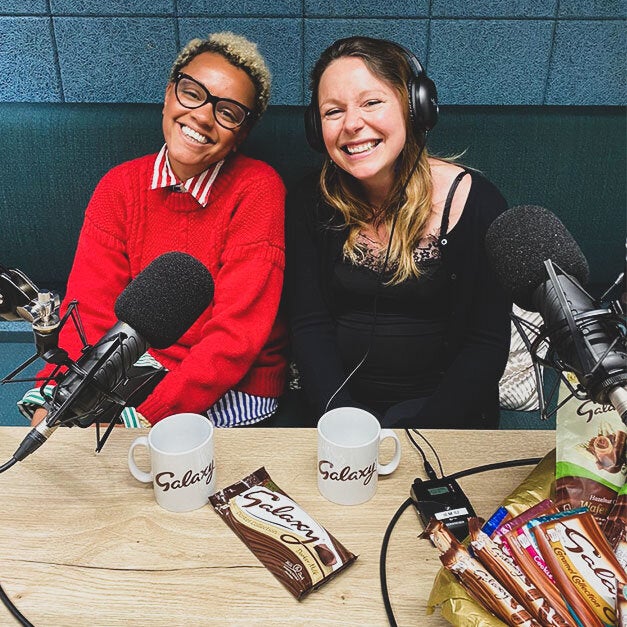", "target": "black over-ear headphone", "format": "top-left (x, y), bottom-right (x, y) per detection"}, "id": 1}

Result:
top-left (304, 38), bottom-right (439, 153)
